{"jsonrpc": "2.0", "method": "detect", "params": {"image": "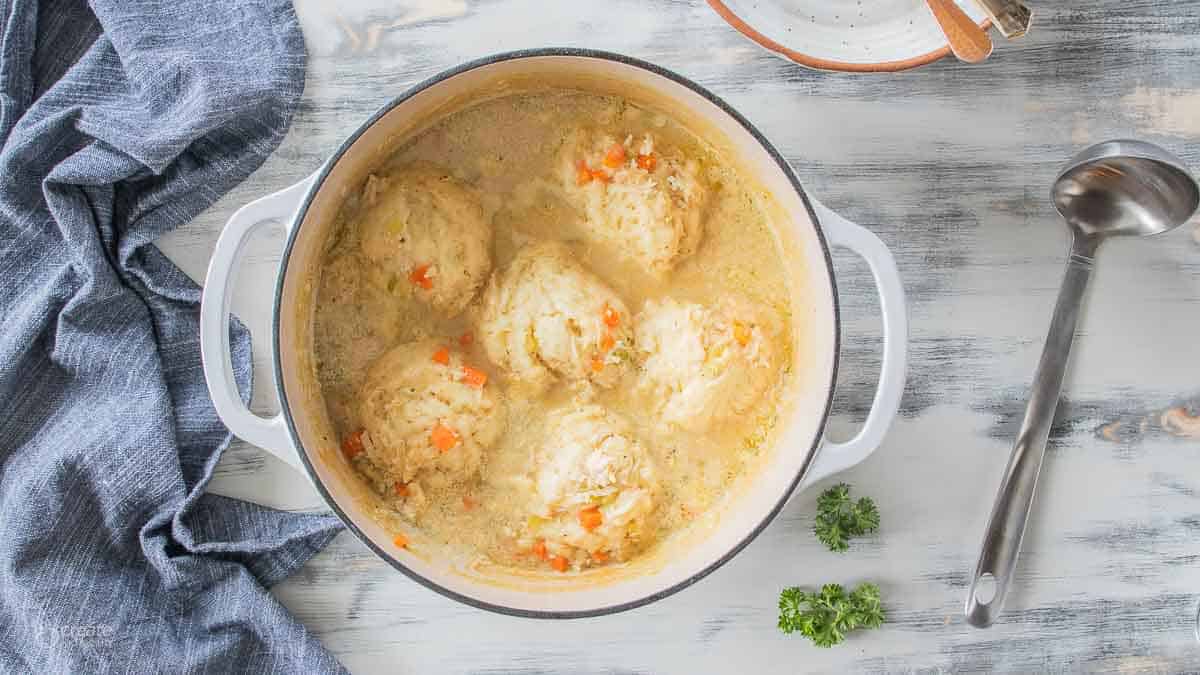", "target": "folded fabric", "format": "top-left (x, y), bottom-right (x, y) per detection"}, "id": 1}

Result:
top-left (0, 0), bottom-right (344, 672)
